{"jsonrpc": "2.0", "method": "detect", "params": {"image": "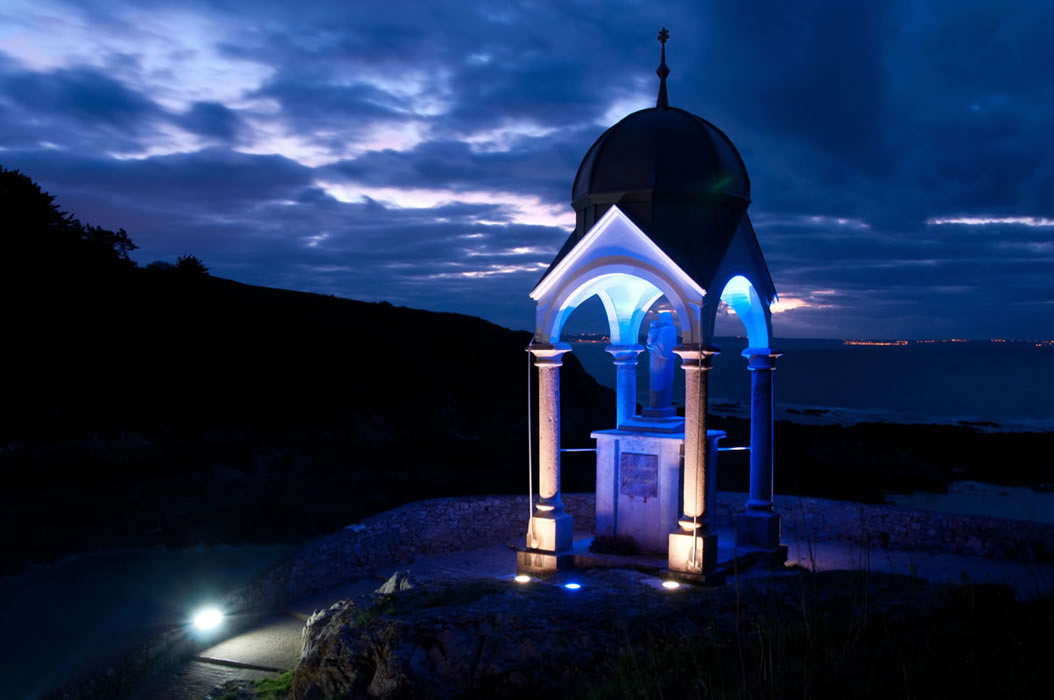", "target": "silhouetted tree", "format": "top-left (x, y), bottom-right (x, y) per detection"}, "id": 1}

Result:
top-left (84, 224), bottom-right (137, 265)
top-left (1, 166), bottom-right (80, 261)
top-left (0, 166), bottom-right (137, 273)
top-left (177, 255), bottom-right (209, 276)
